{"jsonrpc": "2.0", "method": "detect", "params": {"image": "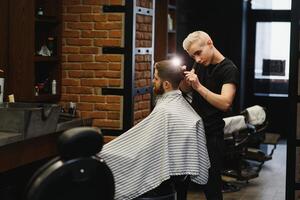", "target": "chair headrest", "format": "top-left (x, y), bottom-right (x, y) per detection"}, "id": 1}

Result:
top-left (58, 127), bottom-right (103, 159)
top-left (245, 105), bottom-right (266, 125)
top-left (223, 115), bottom-right (247, 134)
